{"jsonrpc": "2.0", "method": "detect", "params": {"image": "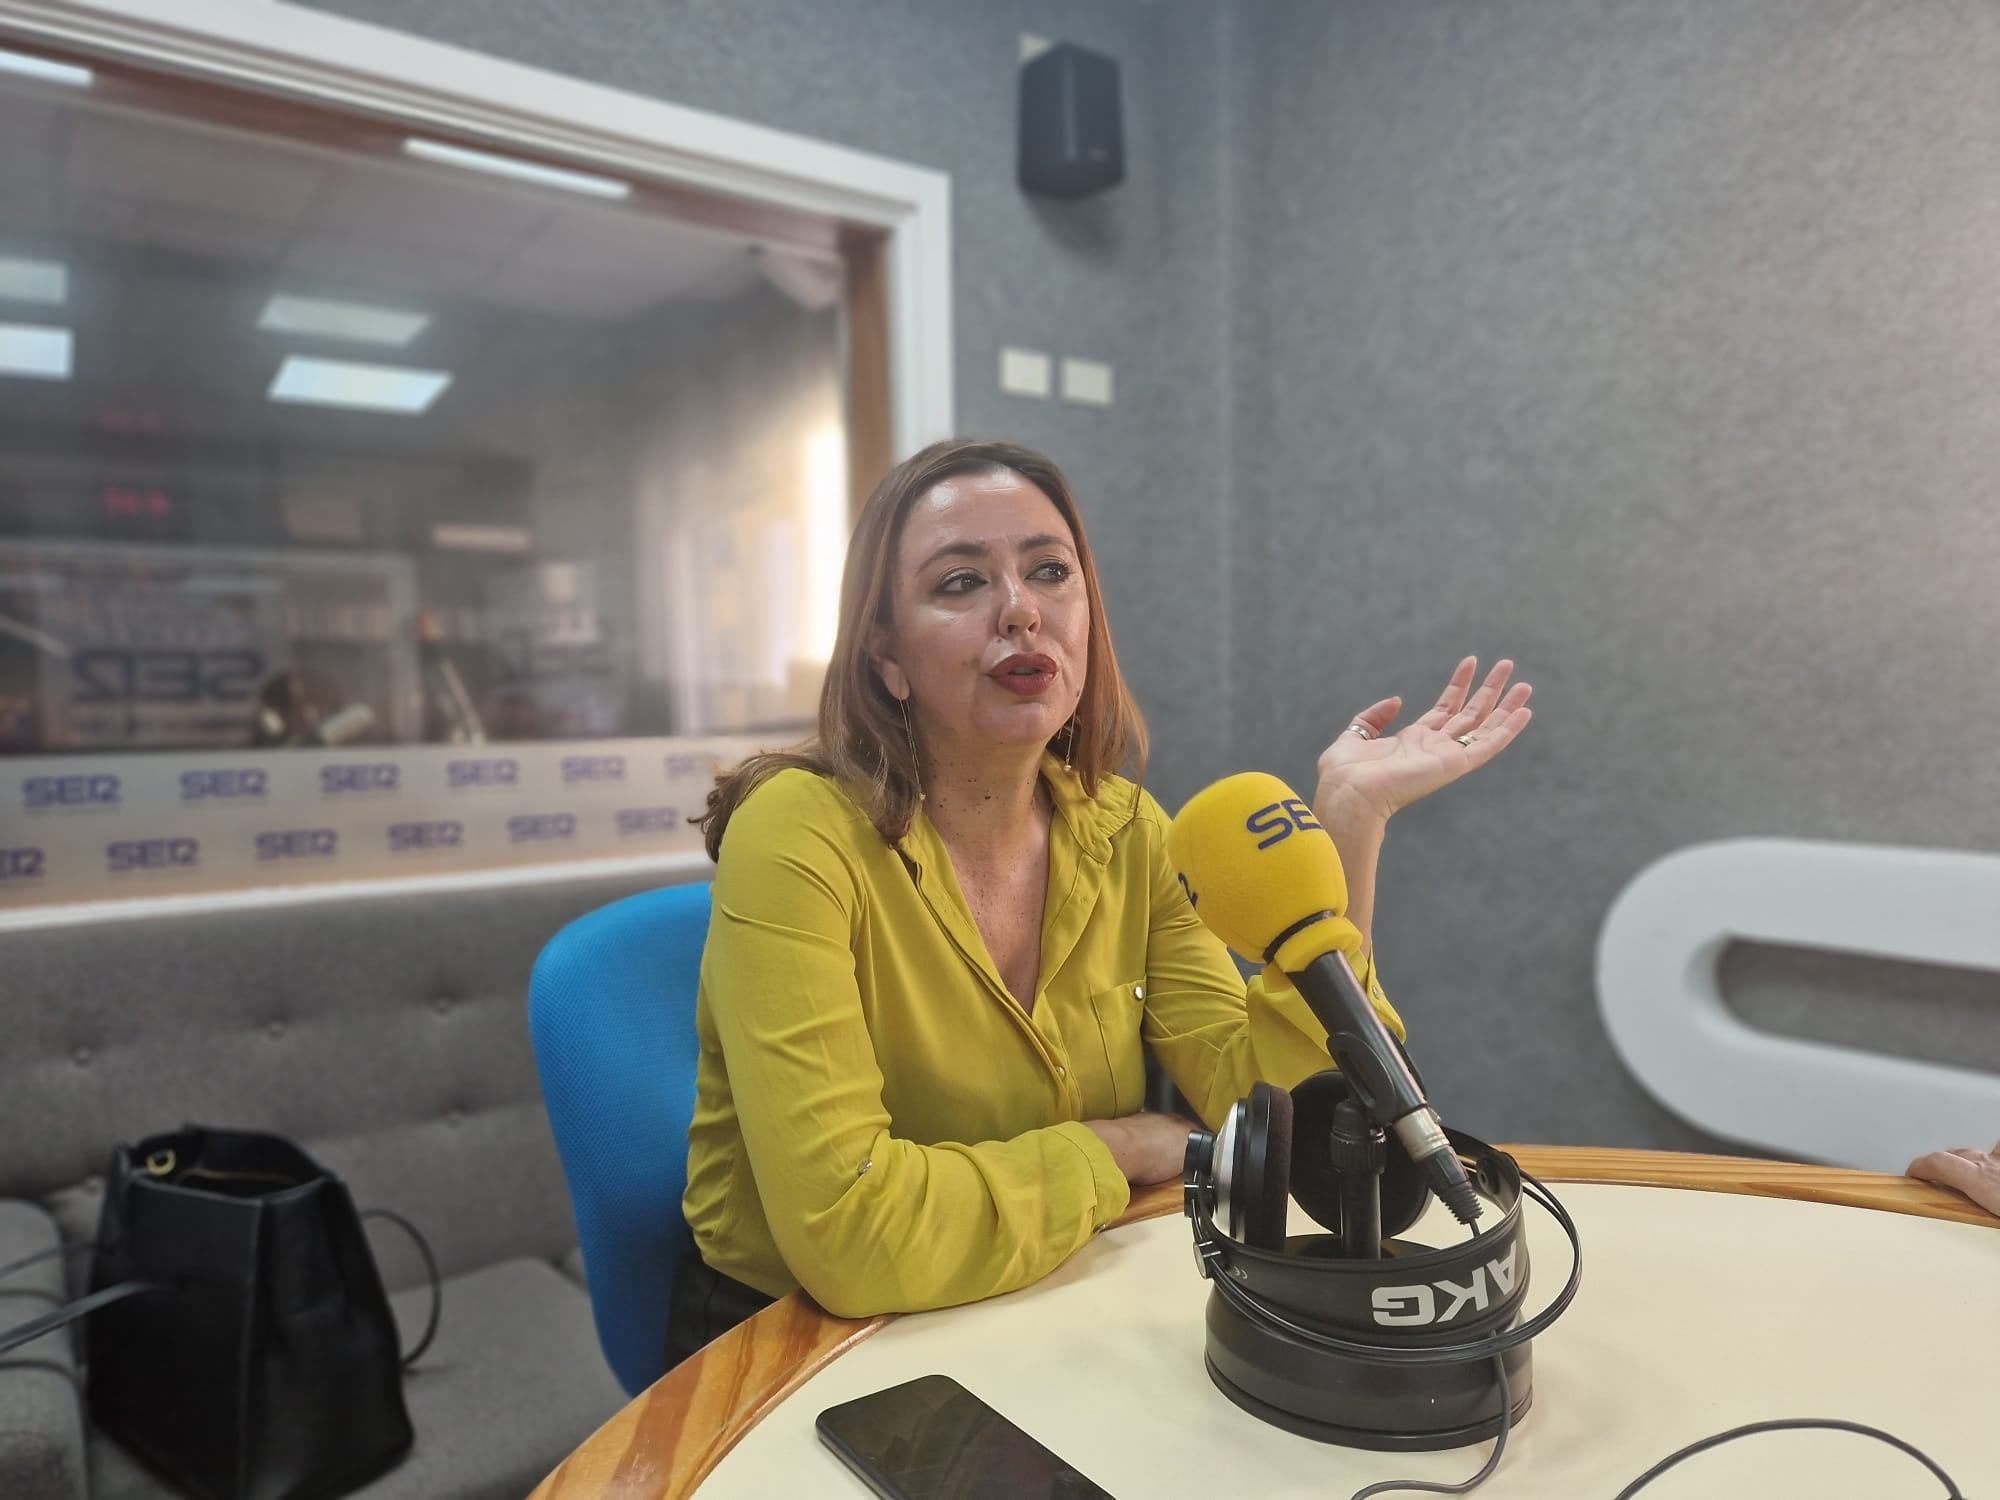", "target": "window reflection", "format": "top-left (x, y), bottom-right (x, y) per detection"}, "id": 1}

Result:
top-left (0, 62), bottom-right (848, 756)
